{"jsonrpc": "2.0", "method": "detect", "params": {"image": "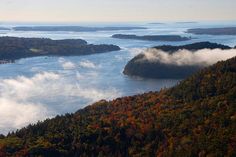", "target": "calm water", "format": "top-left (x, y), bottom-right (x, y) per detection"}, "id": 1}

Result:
top-left (0, 21), bottom-right (236, 134)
